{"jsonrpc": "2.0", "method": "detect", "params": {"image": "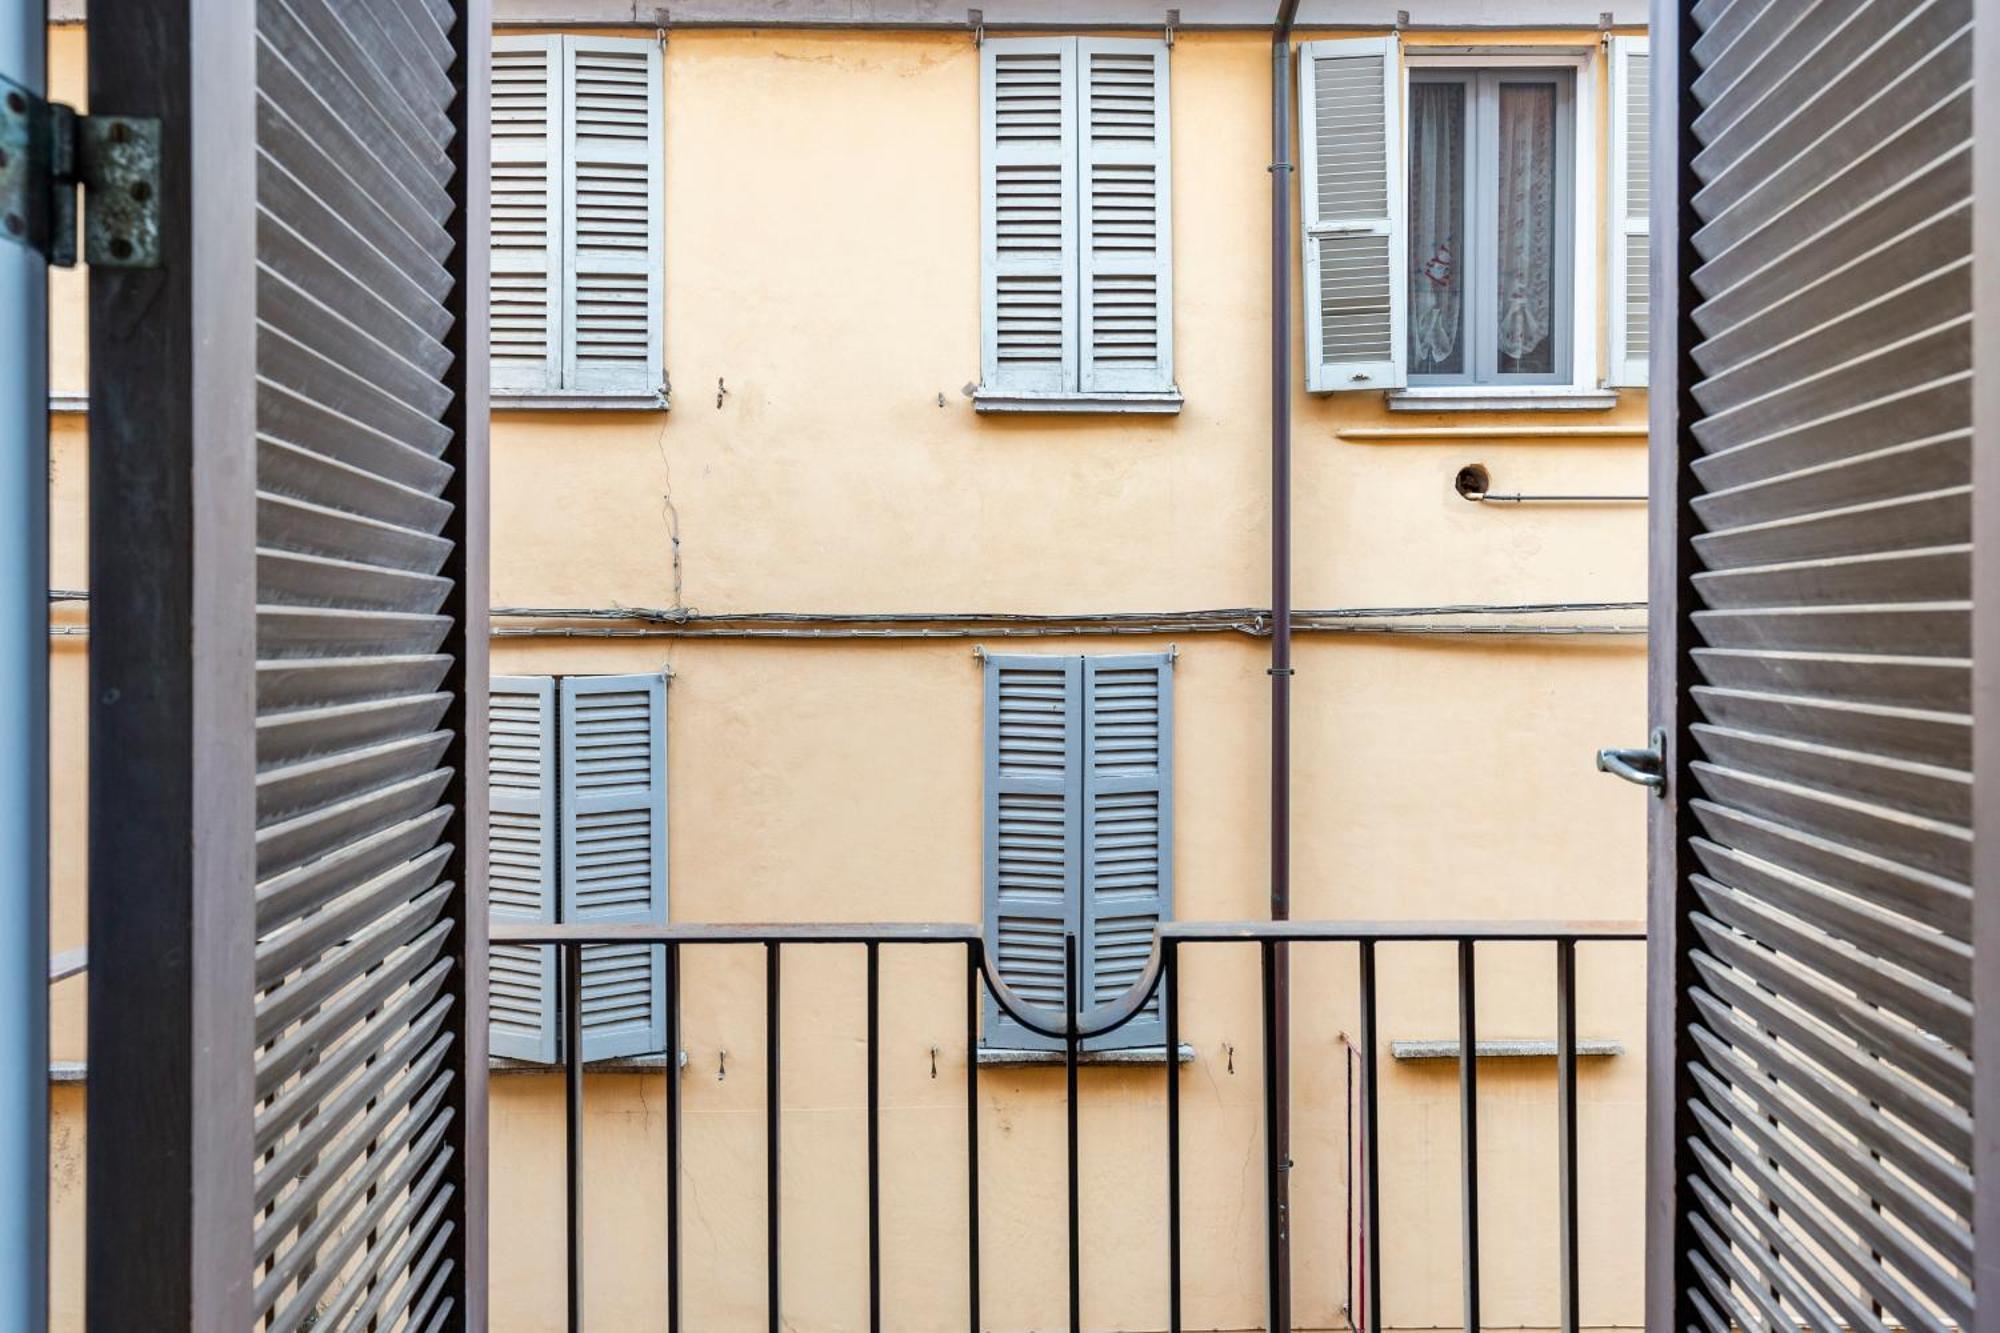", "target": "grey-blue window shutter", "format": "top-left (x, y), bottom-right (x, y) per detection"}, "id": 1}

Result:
top-left (1081, 653), bottom-right (1173, 1052)
top-left (490, 37), bottom-right (563, 395)
top-left (489, 675), bottom-right (558, 1063)
top-left (980, 37), bottom-right (1080, 396)
top-left (1077, 38), bottom-right (1175, 395)
top-left (981, 653), bottom-right (1081, 1051)
top-left (559, 671), bottom-right (670, 1061)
